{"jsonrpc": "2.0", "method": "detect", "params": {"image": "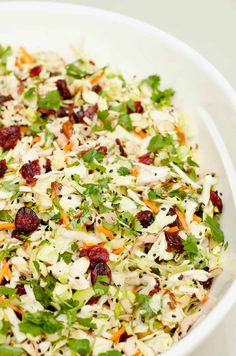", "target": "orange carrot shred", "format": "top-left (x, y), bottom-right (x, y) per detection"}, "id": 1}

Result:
top-left (0, 222), bottom-right (16, 231)
top-left (0, 261), bottom-right (11, 283)
top-left (176, 210), bottom-right (189, 232)
top-left (175, 126), bottom-right (187, 145)
top-left (64, 141), bottom-right (73, 152)
top-left (193, 214), bottom-right (202, 223)
top-left (131, 166), bottom-right (139, 177)
top-left (110, 326), bottom-right (126, 343)
top-left (20, 47), bottom-right (34, 64)
top-left (202, 295), bottom-right (209, 303)
top-left (32, 135), bottom-right (41, 145)
top-left (143, 198), bottom-right (159, 214)
top-left (90, 71), bottom-right (104, 85)
top-left (165, 226), bottom-right (179, 233)
top-left (96, 225), bottom-right (114, 239)
top-left (61, 213), bottom-right (70, 227)
top-left (112, 247), bottom-right (125, 255)
top-left (137, 130), bottom-right (147, 139)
